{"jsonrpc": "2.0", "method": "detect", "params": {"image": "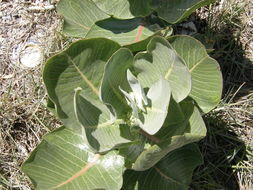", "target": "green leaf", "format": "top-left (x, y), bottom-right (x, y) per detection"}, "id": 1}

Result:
top-left (43, 38), bottom-right (120, 129)
top-left (132, 101), bottom-right (206, 171)
top-left (150, 0), bottom-right (215, 24)
top-left (134, 36), bottom-right (191, 103)
top-left (74, 88), bottom-right (132, 152)
top-left (164, 97), bottom-right (185, 126)
top-left (22, 126), bottom-right (125, 190)
top-left (119, 141), bottom-right (146, 169)
top-left (100, 48), bottom-right (133, 118)
top-left (125, 27), bottom-right (174, 53)
top-left (57, 0), bottom-right (156, 45)
top-left (57, 0), bottom-right (109, 37)
top-left (168, 35), bottom-right (223, 112)
top-left (92, 0), bottom-right (152, 19)
top-left (138, 78), bottom-right (171, 135)
top-left (123, 144), bottom-right (203, 190)
top-left (155, 99), bottom-right (195, 140)
top-left (86, 17), bottom-right (155, 46)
